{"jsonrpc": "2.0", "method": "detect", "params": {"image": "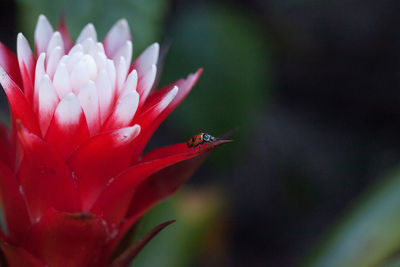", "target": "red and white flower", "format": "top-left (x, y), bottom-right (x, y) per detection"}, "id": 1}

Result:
top-left (0, 15), bottom-right (229, 266)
